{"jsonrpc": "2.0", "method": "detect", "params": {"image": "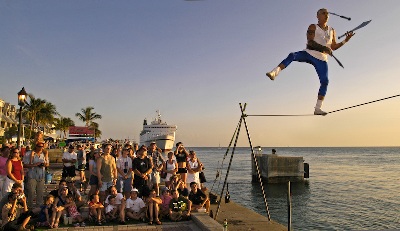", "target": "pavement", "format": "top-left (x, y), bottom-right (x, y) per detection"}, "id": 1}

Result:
top-left (210, 200), bottom-right (287, 231)
top-left (43, 221), bottom-right (203, 231)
